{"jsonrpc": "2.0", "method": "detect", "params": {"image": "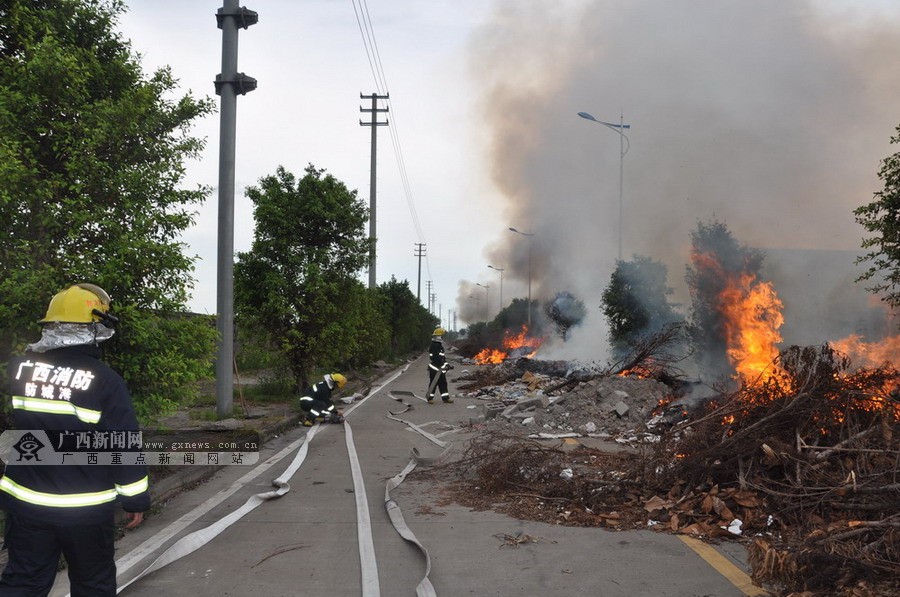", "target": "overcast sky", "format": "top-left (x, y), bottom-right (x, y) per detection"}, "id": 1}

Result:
top-left (117, 0), bottom-right (900, 356)
top-left (118, 0), bottom-right (498, 325)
